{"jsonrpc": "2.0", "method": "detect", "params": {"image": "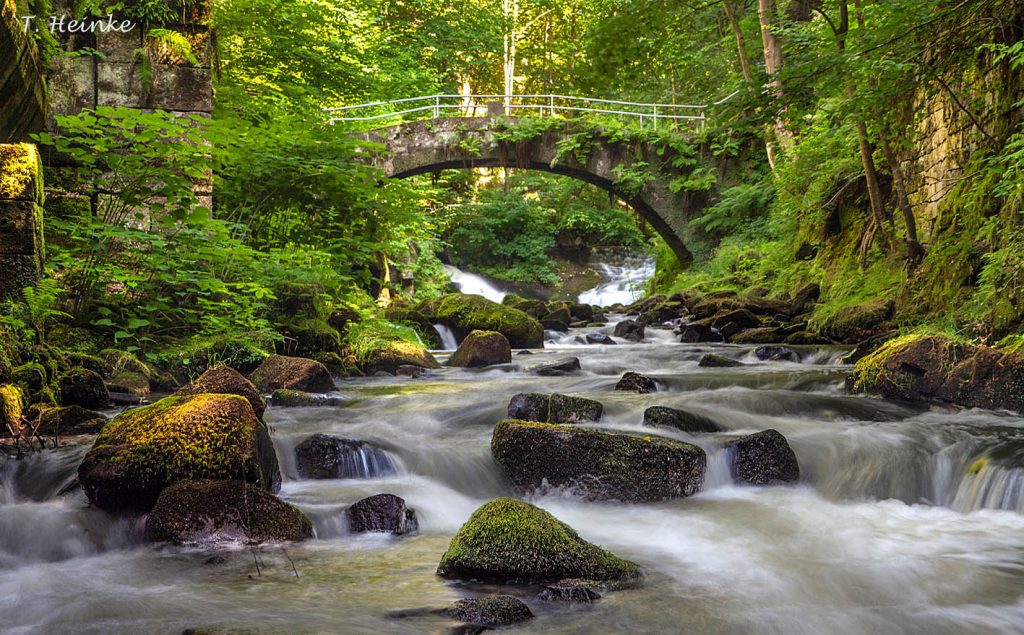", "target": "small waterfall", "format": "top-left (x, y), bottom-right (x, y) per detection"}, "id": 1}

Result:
top-left (952, 461), bottom-right (1024, 513)
top-left (334, 442), bottom-right (398, 479)
top-left (443, 265), bottom-right (508, 303)
top-left (294, 435), bottom-right (399, 480)
top-left (578, 253), bottom-right (655, 307)
top-left (432, 323), bottom-right (459, 350)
